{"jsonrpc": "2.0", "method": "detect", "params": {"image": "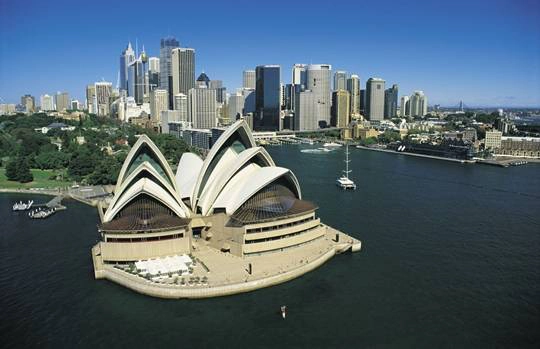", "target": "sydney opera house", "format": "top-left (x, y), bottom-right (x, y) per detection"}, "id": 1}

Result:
top-left (92, 120), bottom-right (361, 298)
